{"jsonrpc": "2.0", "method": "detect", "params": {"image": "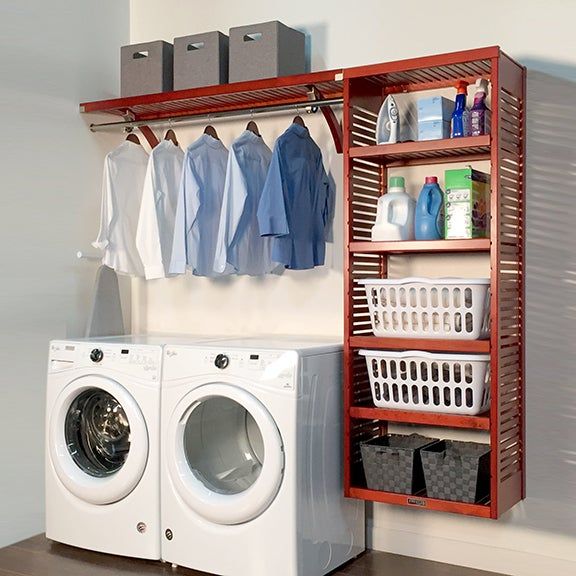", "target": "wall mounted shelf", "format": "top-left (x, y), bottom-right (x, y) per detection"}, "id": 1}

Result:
top-left (80, 70), bottom-right (344, 151)
top-left (343, 46), bottom-right (525, 519)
